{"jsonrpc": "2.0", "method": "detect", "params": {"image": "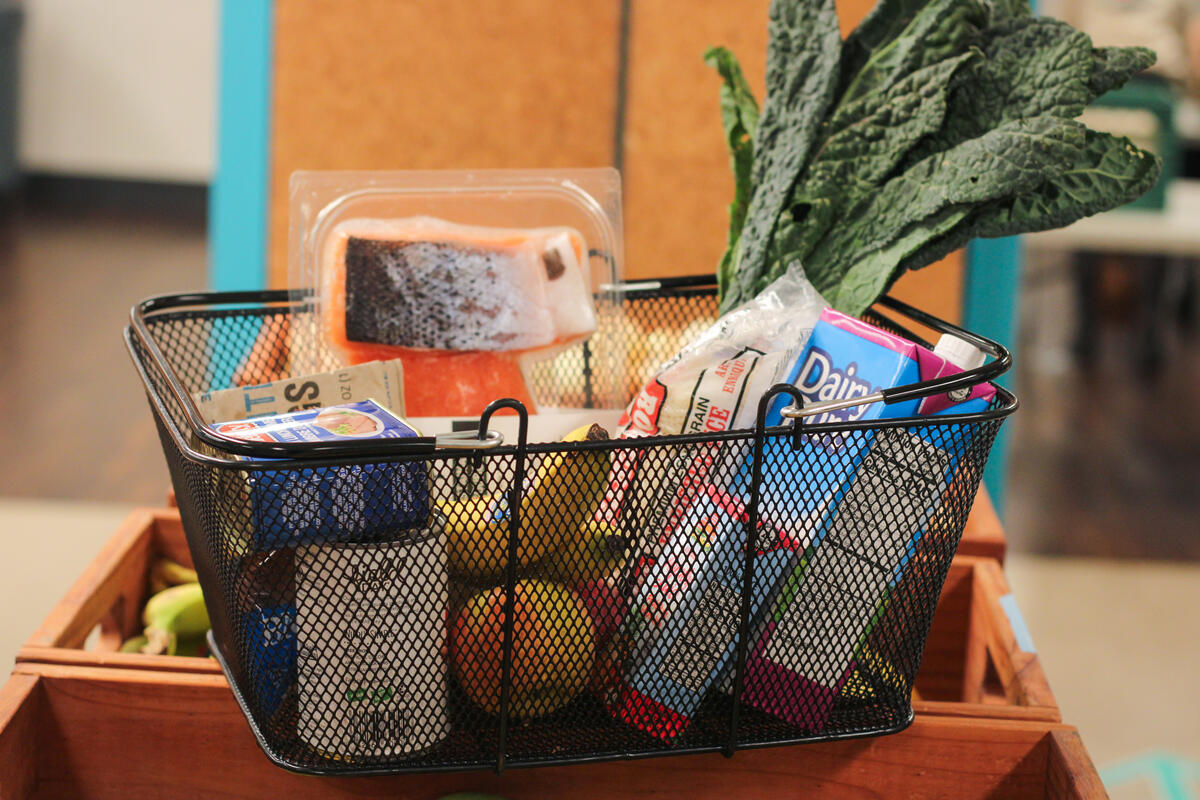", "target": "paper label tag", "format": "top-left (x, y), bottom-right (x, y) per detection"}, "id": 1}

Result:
top-left (195, 360), bottom-right (405, 423)
top-left (681, 348), bottom-right (774, 434)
